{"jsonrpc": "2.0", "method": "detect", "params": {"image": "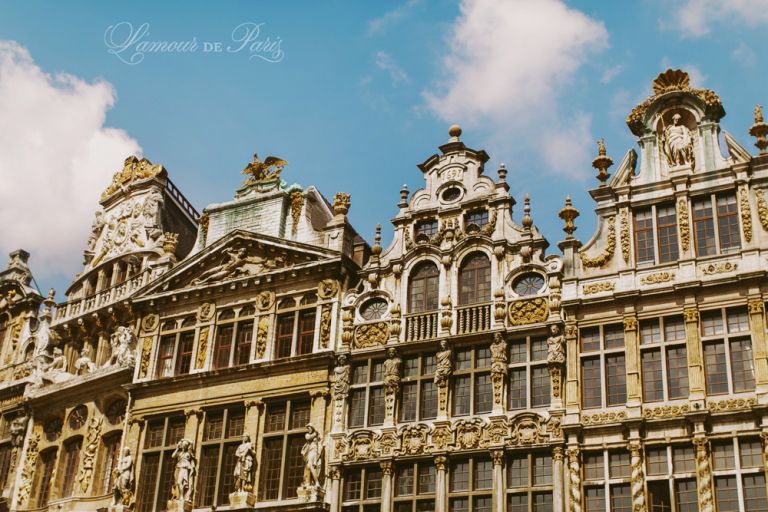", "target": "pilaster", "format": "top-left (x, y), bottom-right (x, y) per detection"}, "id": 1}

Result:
top-left (328, 466), bottom-right (341, 512)
top-left (564, 323), bottom-right (580, 421)
top-left (552, 446), bottom-right (565, 512)
top-left (491, 449), bottom-right (504, 512)
top-left (435, 455), bottom-right (447, 512)
top-left (693, 436), bottom-right (714, 512)
top-left (683, 308), bottom-right (706, 406)
top-left (623, 316), bottom-right (641, 413)
top-left (747, 299), bottom-right (768, 399)
top-left (380, 460), bottom-right (394, 512)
